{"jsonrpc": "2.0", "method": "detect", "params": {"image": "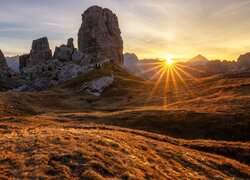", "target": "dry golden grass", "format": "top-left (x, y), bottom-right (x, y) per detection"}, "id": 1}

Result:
top-left (0, 116), bottom-right (249, 179)
top-left (181, 139), bottom-right (250, 165)
top-left (0, 63), bottom-right (249, 179)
